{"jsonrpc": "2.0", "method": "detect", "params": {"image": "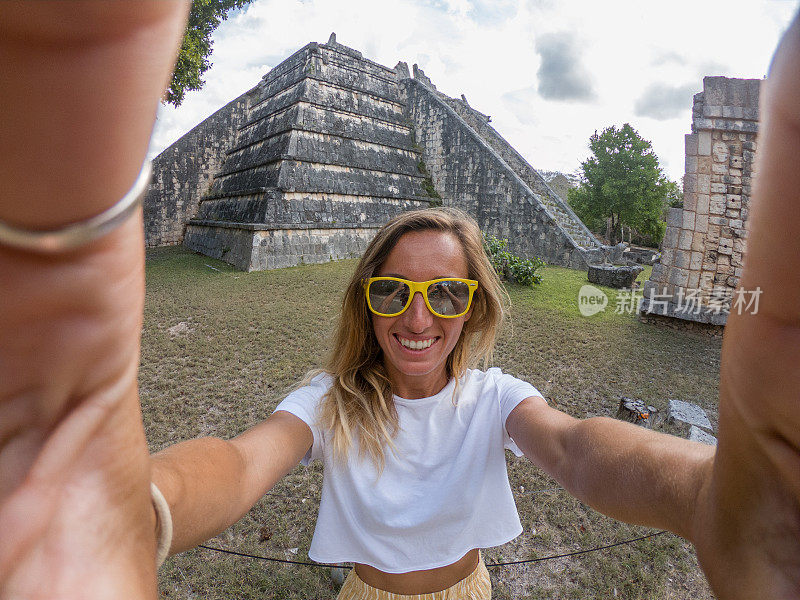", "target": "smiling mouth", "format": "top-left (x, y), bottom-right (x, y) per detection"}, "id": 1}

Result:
top-left (395, 334), bottom-right (438, 351)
